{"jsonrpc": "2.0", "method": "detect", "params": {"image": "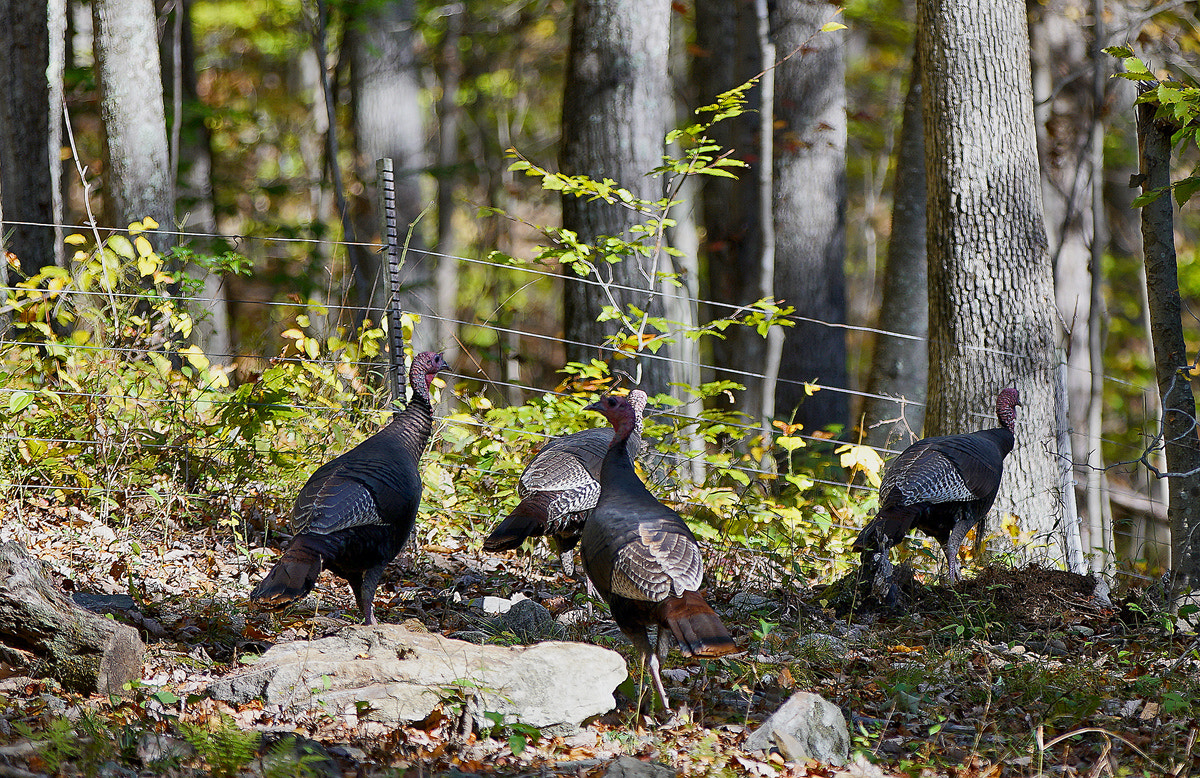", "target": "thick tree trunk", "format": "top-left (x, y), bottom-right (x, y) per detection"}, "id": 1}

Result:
top-left (93, 0), bottom-right (174, 255)
top-left (0, 0), bottom-right (66, 276)
top-left (348, 0), bottom-right (431, 347)
top-left (1135, 97), bottom-right (1200, 609)
top-left (560, 0), bottom-right (671, 394)
top-left (770, 0), bottom-right (849, 433)
top-left (919, 0), bottom-right (1066, 562)
top-left (1029, 0), bottom-right (1113, 568)
top-left (694, 0), bottom-right (767, 419)
top-left (862, 42), bottom-right (927, 449)
top-left (0, 543), bottom-right (144, 695)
